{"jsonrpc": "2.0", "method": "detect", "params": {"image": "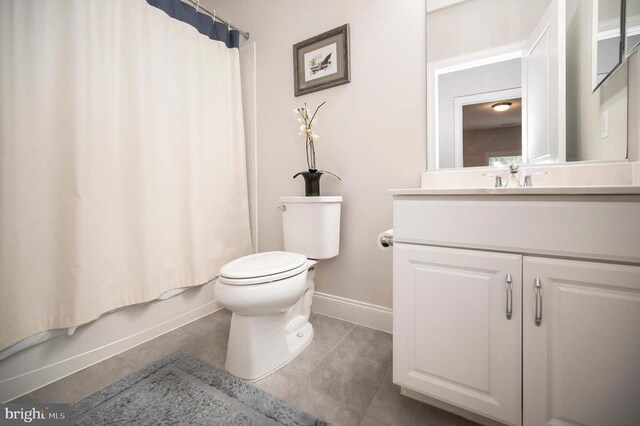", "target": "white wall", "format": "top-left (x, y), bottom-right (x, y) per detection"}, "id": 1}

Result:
top-left (426, 0), bottom-right (550, 62)
top-left (203, 0), bottom-right (427, 308)
top-left (565, 0), bottom-right (628, 161)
